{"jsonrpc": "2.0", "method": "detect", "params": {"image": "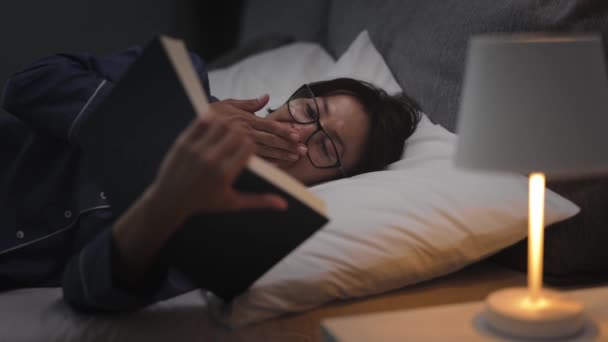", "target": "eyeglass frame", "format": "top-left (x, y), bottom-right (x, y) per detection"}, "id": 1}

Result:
top-left (287, 84), bottom-right (348, 178)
